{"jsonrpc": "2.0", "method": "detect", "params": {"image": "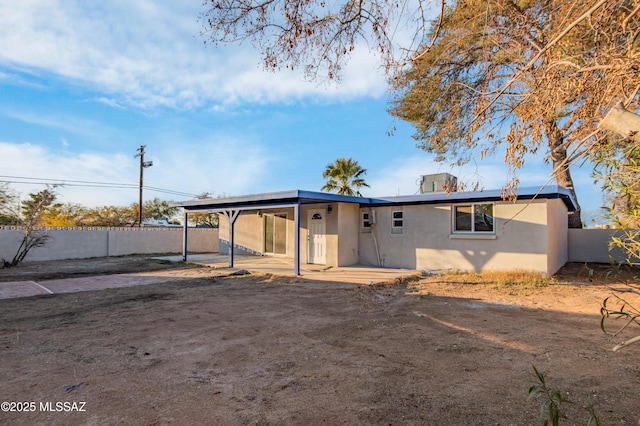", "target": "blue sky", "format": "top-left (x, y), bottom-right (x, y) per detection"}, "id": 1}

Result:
top-left (0, 1), bottom-right (604, 224)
